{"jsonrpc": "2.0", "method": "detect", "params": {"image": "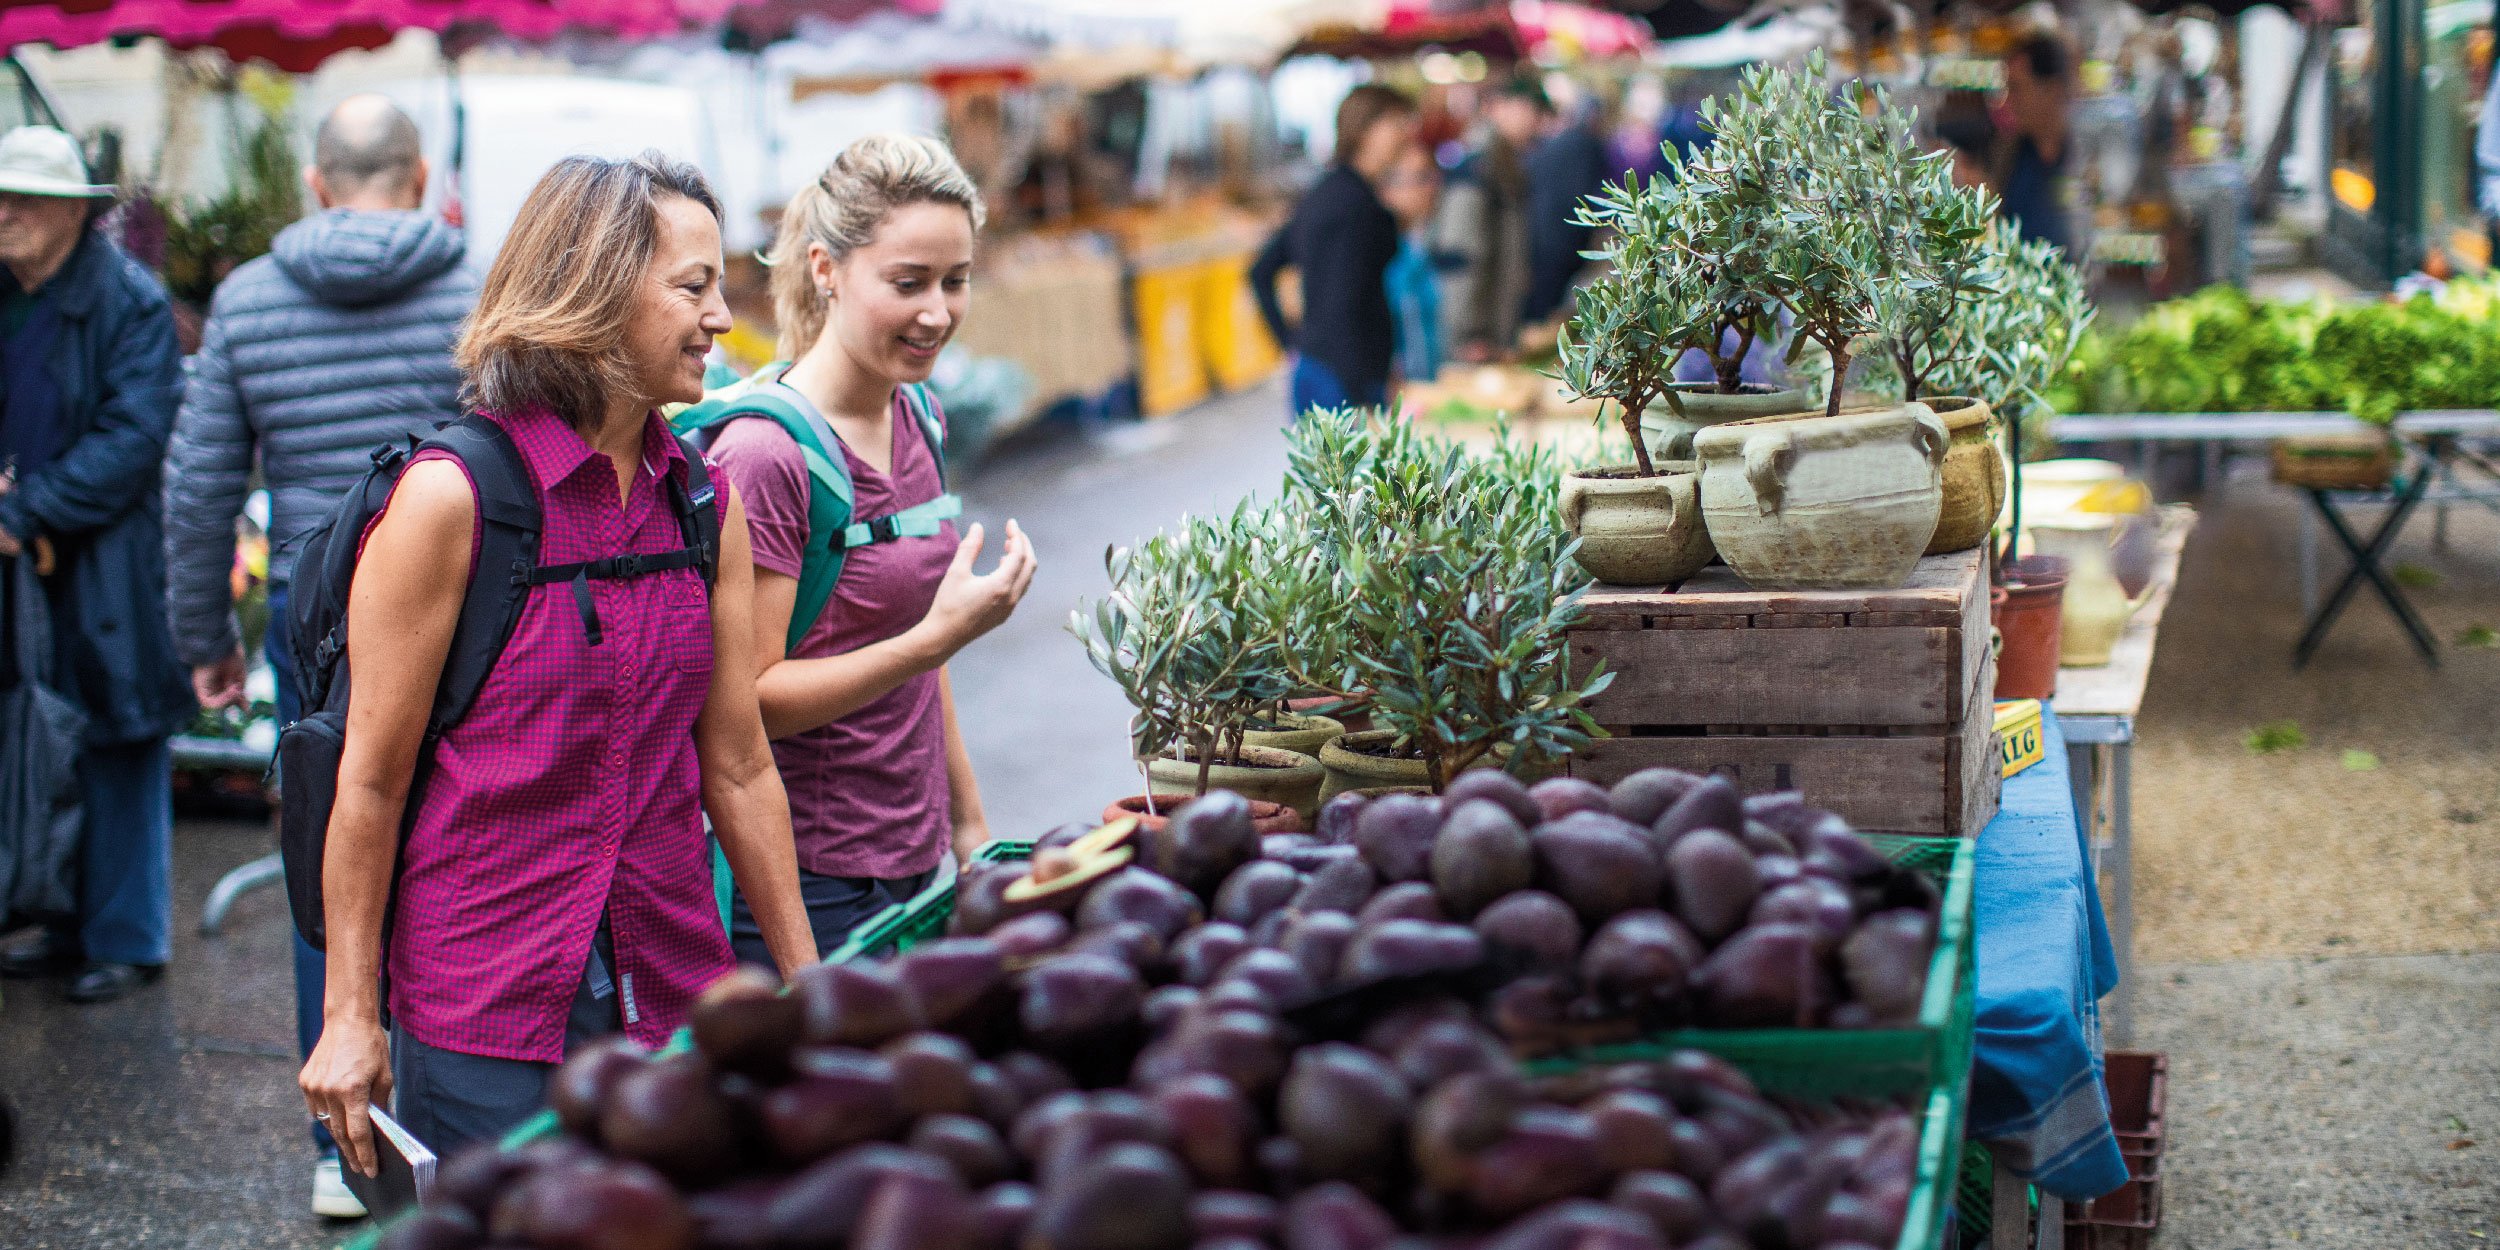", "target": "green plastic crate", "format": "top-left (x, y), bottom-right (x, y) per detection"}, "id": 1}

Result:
top-left (1527, 834), bottom-right (1976, 1106)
